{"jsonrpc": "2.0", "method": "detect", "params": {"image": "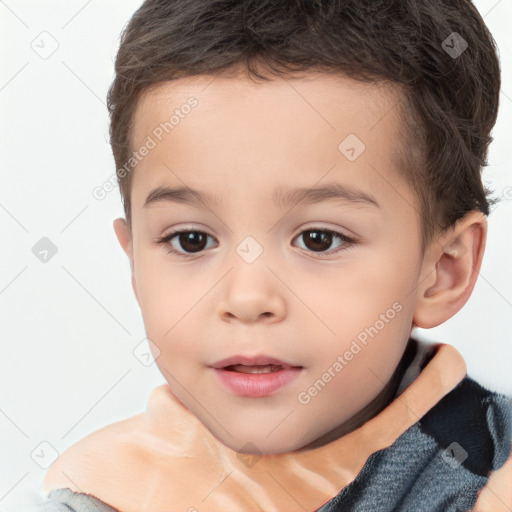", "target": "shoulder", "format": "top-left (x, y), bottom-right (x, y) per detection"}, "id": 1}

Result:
top-left (419, 376), bottom-right (512, 477)
top-left (42, 412), bottom-right (153, 496)
top-left (35, 487), bottom-right (120, 512)
top-left (472, 444), bottom-right (512, 512)
top-left (419, 376), bottom-right (512, 510)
